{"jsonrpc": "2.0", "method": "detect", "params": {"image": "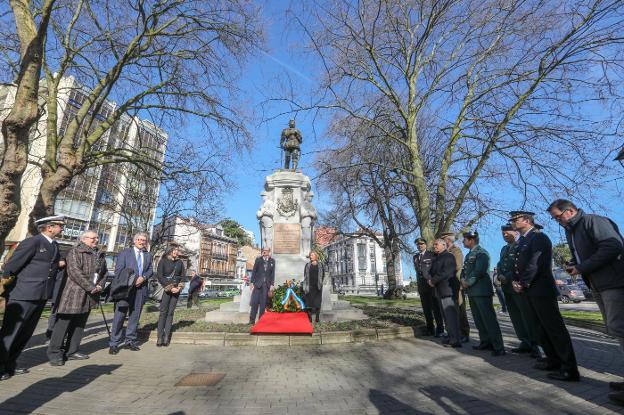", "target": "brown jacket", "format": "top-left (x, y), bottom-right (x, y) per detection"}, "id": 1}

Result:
top-left (448, 245), bottom-right (464, 280)
top-left (56, 243), bottom-right (107, 314)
